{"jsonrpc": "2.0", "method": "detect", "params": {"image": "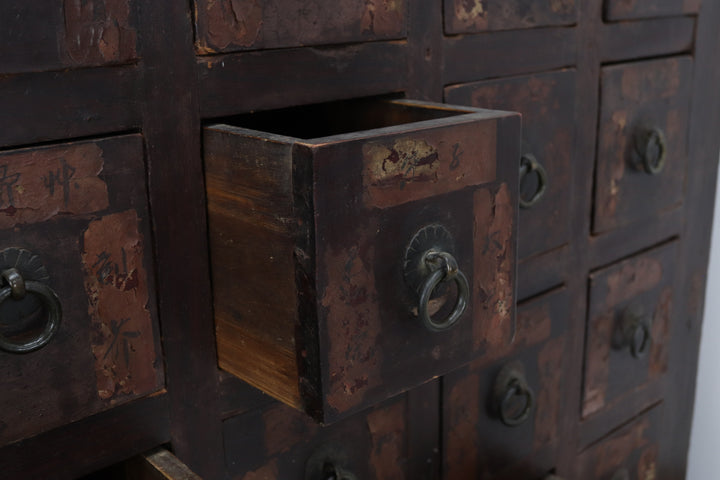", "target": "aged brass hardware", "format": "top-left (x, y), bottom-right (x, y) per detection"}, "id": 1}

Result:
top-left (493, 361), bottom-right (535, 427)
top-left (519, 153), bottom-right (548, 208)
top-left (633, 126), bottom-right (667, 175)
